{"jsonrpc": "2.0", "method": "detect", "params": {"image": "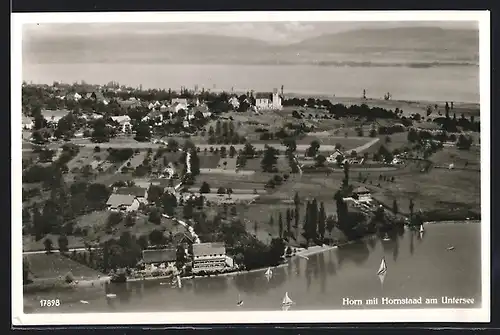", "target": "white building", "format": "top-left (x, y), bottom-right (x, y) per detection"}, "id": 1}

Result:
top-left (192, 242), bottom-right (227, 274)
top-left (111, 115), bottom-right (132, 133)
top-left (255, 89), bottom-right (282, 110)
top-left (106, 194), bottom-right (140, 212)
top-left (352, 186), bottom-right (372, 203)
top-left (326, 149), bottom-right (344, 163)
